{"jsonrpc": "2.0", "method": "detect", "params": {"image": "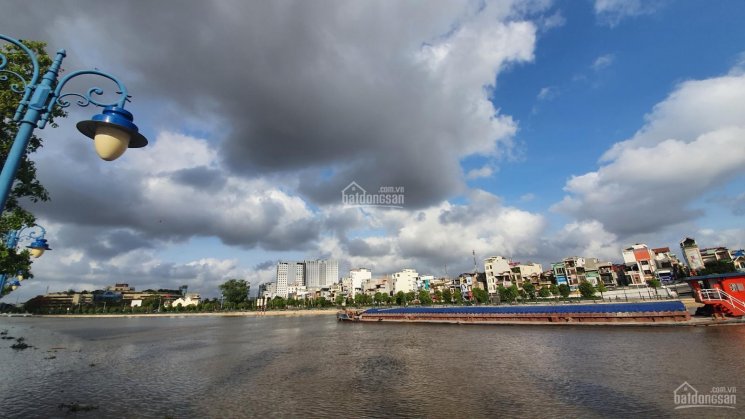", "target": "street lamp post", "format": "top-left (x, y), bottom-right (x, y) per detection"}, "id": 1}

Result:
top-left (0, 34), bottom-right (149, 214)
top-left (0, 224), bottom-right (51, 295)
